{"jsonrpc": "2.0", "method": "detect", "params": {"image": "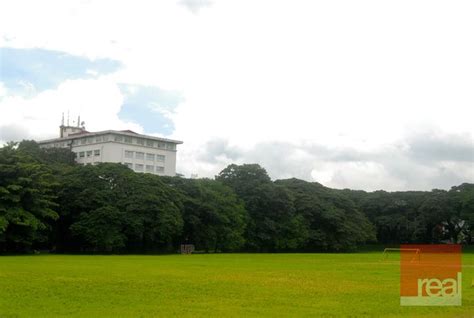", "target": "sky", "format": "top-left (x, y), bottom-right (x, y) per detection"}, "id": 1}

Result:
top-left (0, 0), bottom-right (473, 191)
